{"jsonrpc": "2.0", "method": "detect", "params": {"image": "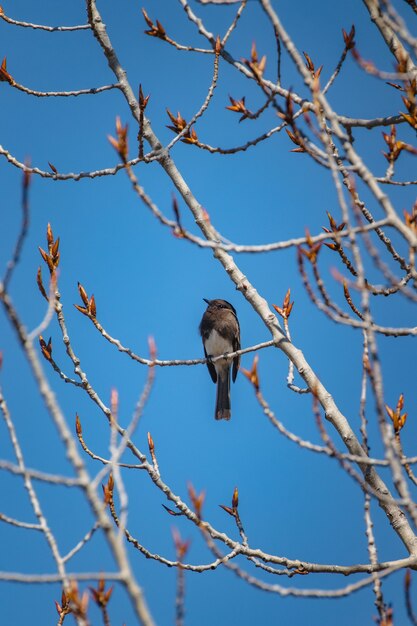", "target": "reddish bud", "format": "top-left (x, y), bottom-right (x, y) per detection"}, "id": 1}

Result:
top-left (240, 355), bottom-right (260, 392)
top-left (75, 414), bottom-right (82, 435)
top-left (78, 282), bottom-right (89, 306)
top-left (232, 486), bottom-right (239, 509)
